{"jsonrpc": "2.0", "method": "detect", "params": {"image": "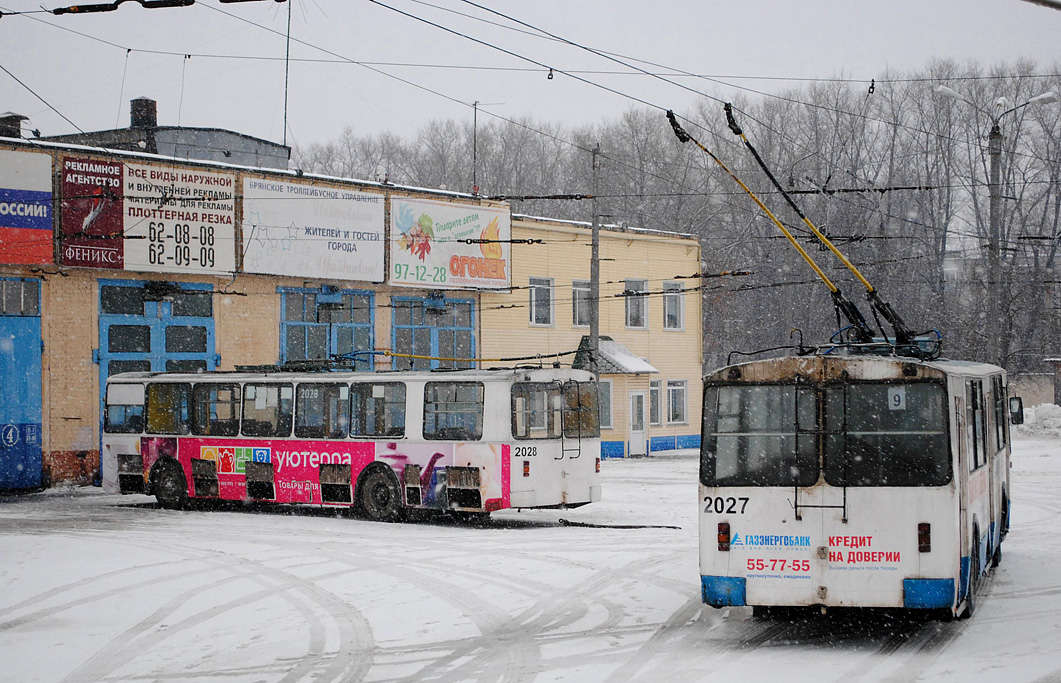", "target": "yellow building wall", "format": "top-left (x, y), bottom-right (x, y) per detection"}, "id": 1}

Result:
top-left (481, 217), bottom-right (702, 456)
